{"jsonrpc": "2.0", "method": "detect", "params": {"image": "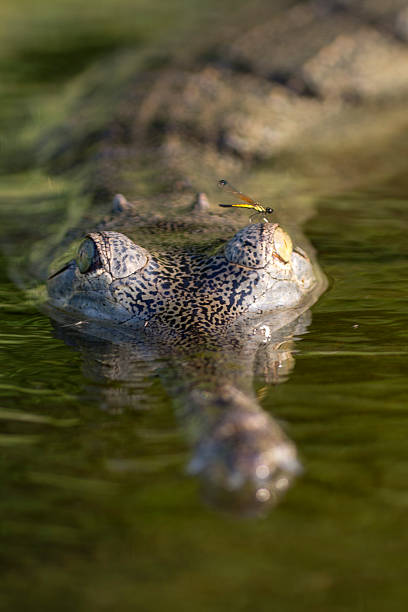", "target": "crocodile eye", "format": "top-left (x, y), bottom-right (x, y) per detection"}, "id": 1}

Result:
top-left (76, 238), bottom-right (97, 274)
